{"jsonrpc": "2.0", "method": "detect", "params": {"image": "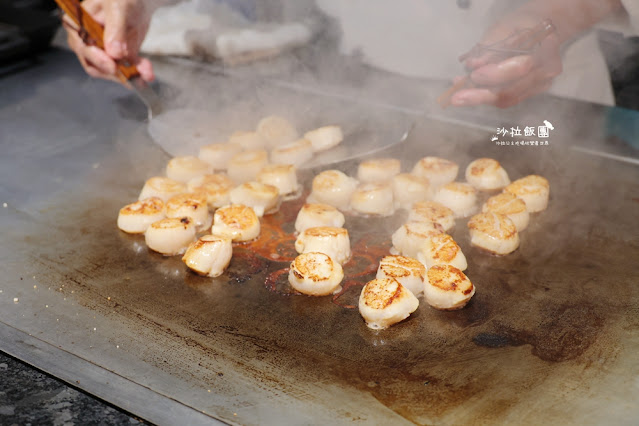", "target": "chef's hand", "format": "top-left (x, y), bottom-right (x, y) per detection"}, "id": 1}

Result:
top-left (63, 0), bottom-right (156, 83)
top-left (450, 18), bottom-right (562, 109)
